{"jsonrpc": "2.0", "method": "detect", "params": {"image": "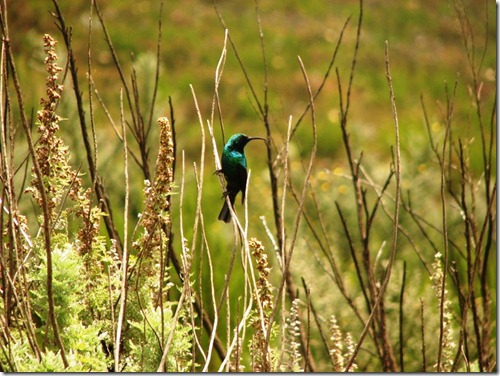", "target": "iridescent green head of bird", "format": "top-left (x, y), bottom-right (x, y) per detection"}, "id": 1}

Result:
top-left (224, 133), bottom-right (267, 153)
